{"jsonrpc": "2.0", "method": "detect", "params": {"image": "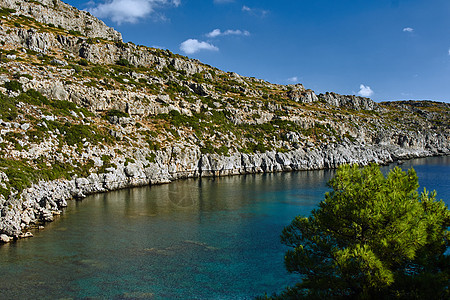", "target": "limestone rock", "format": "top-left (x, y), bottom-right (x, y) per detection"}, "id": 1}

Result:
top-left (318, 92), bottom-right (378, 111)
top-left (0, 0), bottom-right (122, 41)
top-left (0, 234), bottom-right (11, 243)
